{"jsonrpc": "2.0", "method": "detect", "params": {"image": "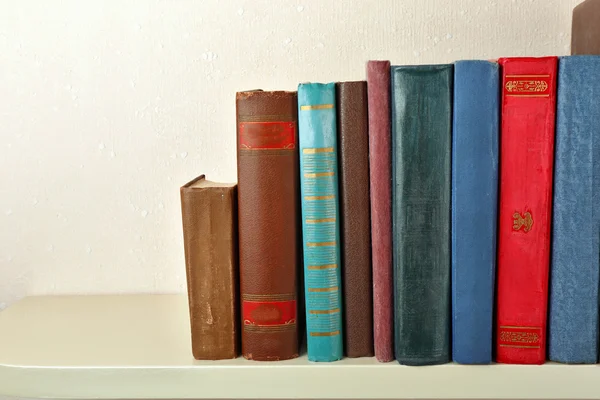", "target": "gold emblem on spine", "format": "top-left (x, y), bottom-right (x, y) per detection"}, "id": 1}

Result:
top-left (513, 211), bottom-right (533, 232)
top-left (505, 80), bottom-right (548, 93)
